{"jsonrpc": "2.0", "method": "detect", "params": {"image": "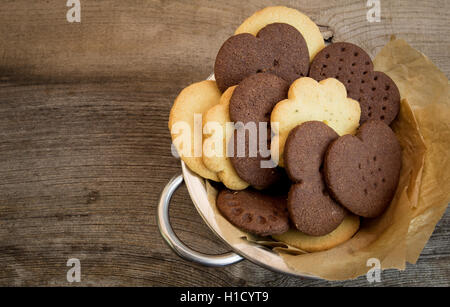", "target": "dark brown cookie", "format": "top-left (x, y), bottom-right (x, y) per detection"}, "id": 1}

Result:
top-left (324, 120), bottom-right (402, 218)
top-left (309, 42), bottom-right (400, 125)
top-left (229, 73), bottom-right (289, 190)
top-left (217, 189), bottom-right (289, 236)
top-left (215, 23), bottom-right (310, 92)
top-left (284, 121), bottom-right (346, 236)
top-left (229, 73), bottom-right (289, 123)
